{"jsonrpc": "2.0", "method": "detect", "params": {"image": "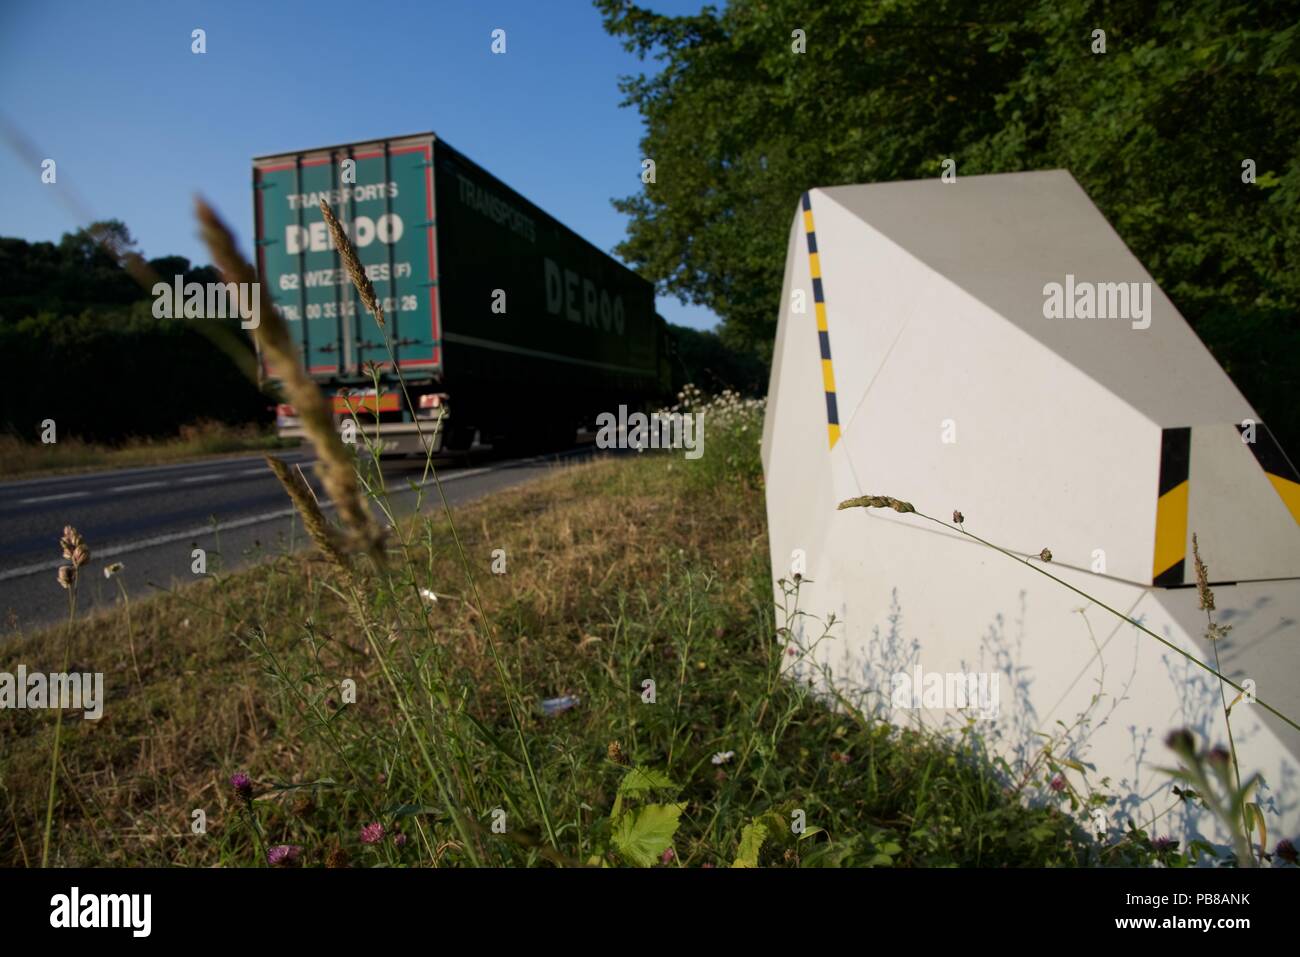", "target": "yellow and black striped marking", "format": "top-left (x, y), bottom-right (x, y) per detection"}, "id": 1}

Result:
top-left (1237, 421), bottom-right (1300, 525)
top-left (801, 192), bottom-right (841, 448)
top-left (1152, 427), bottom-right (1191, 586)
